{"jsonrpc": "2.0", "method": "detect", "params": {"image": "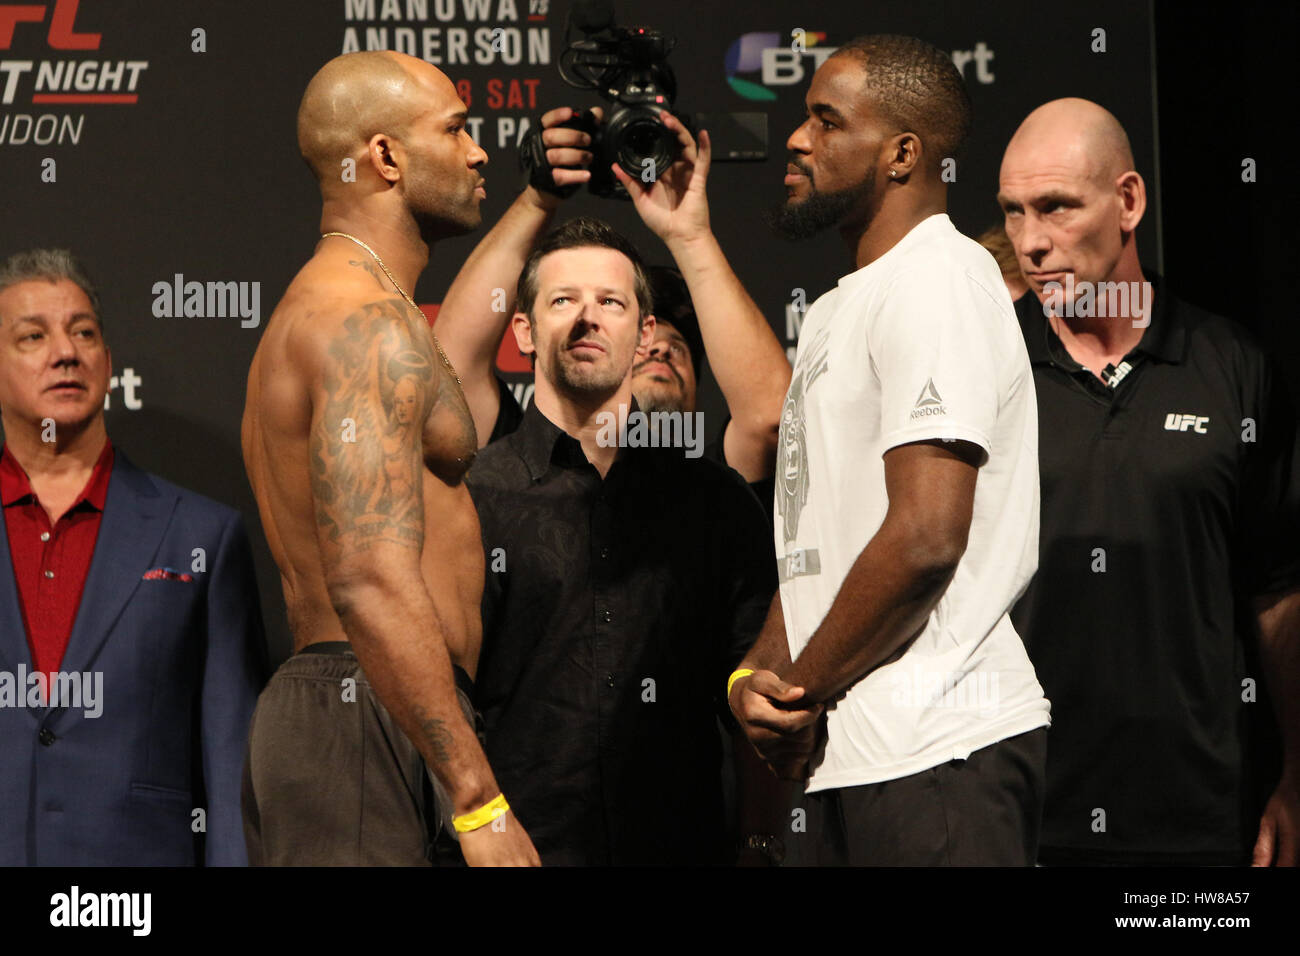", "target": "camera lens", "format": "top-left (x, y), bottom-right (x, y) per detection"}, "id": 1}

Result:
top-left (625, 121), bottom-right (663, 156)
top-left (612, 110), bottom-right (677, 180)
